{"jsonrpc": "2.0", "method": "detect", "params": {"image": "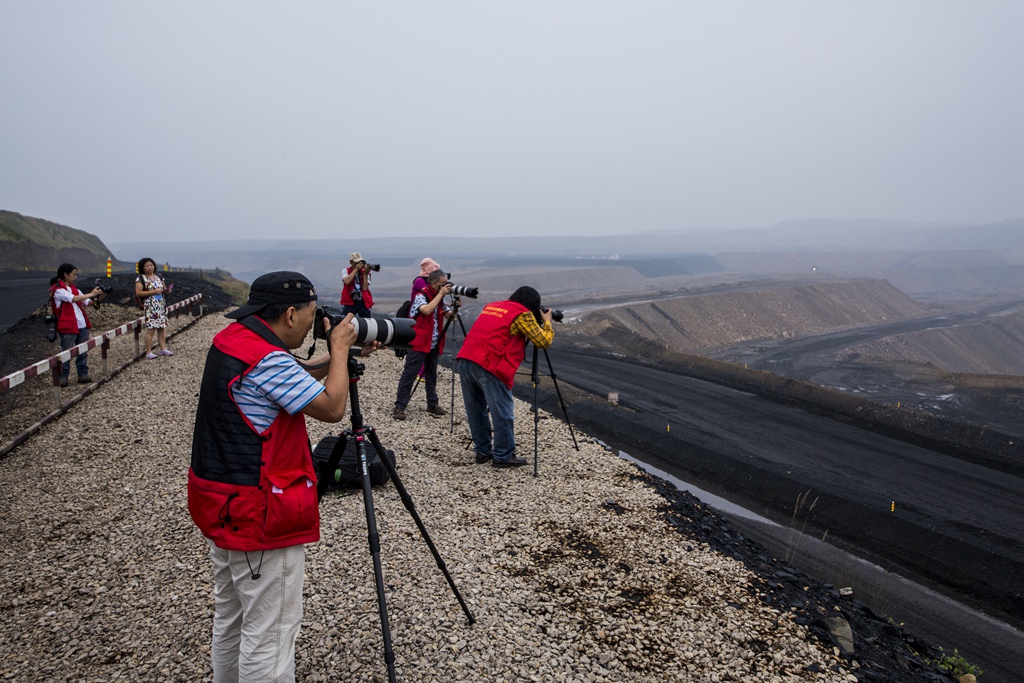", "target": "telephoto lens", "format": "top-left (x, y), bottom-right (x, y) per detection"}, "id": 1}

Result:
top-left (352, 316), bottom-right (415, 348)
top-left (449, 285), bottom-right (478, 298)
top-left (546, 308), bottom-right (564, 323)
top-left (314, 305), bottom-right (416, 349)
